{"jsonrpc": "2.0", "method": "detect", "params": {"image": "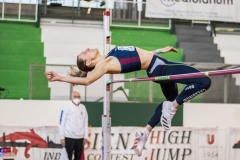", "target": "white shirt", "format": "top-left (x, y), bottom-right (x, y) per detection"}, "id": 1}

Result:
top-left (59, 102), bottom-right (88, 139)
